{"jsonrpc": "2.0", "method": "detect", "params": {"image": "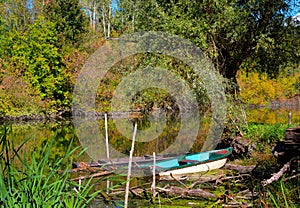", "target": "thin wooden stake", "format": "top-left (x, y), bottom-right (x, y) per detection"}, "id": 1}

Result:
top-left (124, 123), bottom-right (138, 208)
top-left (105, 113), bottom-right (110, 194)
top-left (151, 152), bottom-right (156, 198)
top-left (105, 113), bottom-right (109, 159)
top-left (288, 111), bottom-right (292, 125)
